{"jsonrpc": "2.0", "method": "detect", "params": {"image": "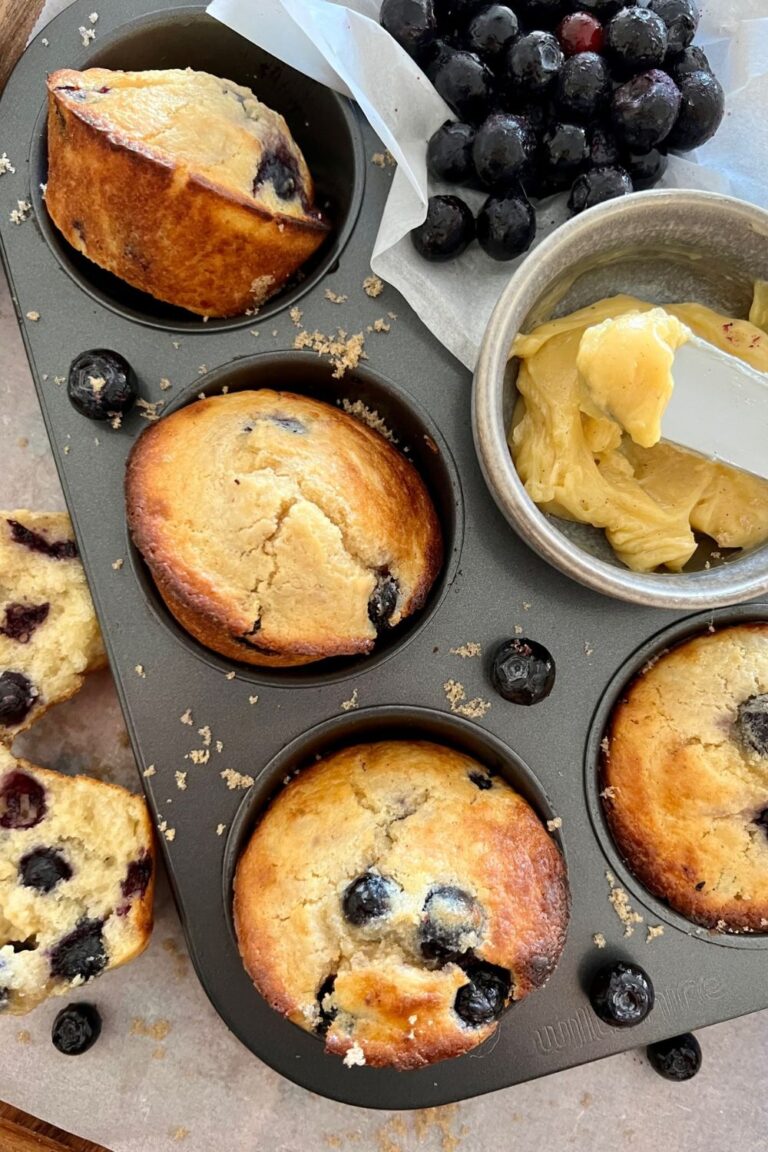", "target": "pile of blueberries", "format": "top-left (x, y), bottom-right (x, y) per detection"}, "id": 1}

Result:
top-left (379, 0), bottom-right (724, 261)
